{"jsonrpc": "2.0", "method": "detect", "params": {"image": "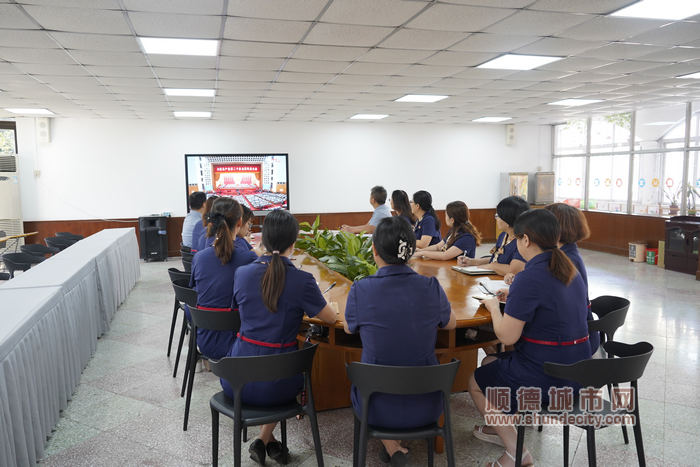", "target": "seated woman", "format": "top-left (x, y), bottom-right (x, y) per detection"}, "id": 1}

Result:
top-left (412, 190), bottom-right (442, 249)
top-left (188, 197), bottom-right (257, 361)
top-left (468, 209), bottom-right (590, 467)
top-left (235, 205), bottom-right (258, 254)
top-left (344, 216), bottom-right (457, 466)
top-left (192, 195), bottom-right (218, 252)
top-left (220, 211), bottom-right (337, 465)
top-left (544, 202), bottom-right (599, 354)
top-left (416, 201), bottom-right (482, 260)
top-left (458, 195), bottom-right (529, 276)
top-left (390, 189), bottom-right (416, 226)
